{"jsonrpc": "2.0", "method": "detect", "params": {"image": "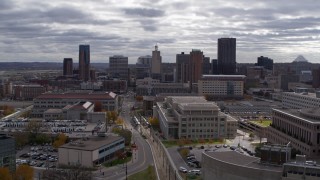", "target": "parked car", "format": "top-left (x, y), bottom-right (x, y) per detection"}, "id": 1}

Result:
top-left (188, 169), bottom-right (201, 175)
top-left (179, 166), bottom-right (188, 173)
